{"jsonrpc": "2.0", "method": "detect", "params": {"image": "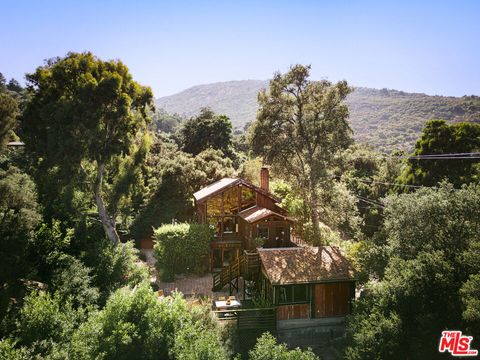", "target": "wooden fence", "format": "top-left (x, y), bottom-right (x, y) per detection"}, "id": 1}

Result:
top-left (213, 307), bottom-right (277, 331)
